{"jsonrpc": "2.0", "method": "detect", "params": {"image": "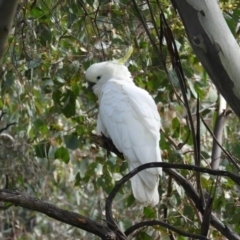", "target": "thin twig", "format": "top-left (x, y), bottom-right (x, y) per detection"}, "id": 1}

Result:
top-left (200, 178), bottom-right (218, 237)
top-left (201, 117), bottom-right (240, 171)
top-left (165, 168), bottom-right (240, 240)
top-left (125, 220), bottom-right (208, 239)
top-left (130, 0), bottom-right (164, 67)
top-left (0, 122), bottom-right (17, 133)
top-left (160, 11), bottom-right (199, 169)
